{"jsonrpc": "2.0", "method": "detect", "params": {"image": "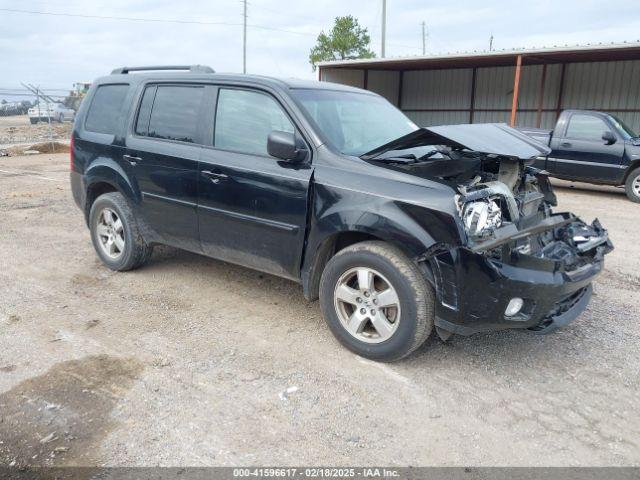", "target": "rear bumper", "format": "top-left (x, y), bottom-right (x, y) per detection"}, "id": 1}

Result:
top-left (70, 170), bottom-right (85, 212)
top-left (428, 216), bottom-right (612, 336)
